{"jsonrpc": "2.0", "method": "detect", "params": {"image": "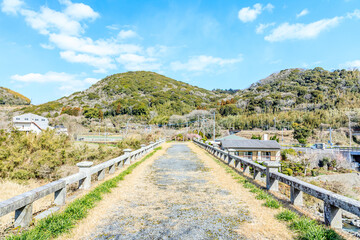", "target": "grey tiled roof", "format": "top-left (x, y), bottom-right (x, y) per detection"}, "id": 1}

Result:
top-left (221, 140), bottom-right (281, 150)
